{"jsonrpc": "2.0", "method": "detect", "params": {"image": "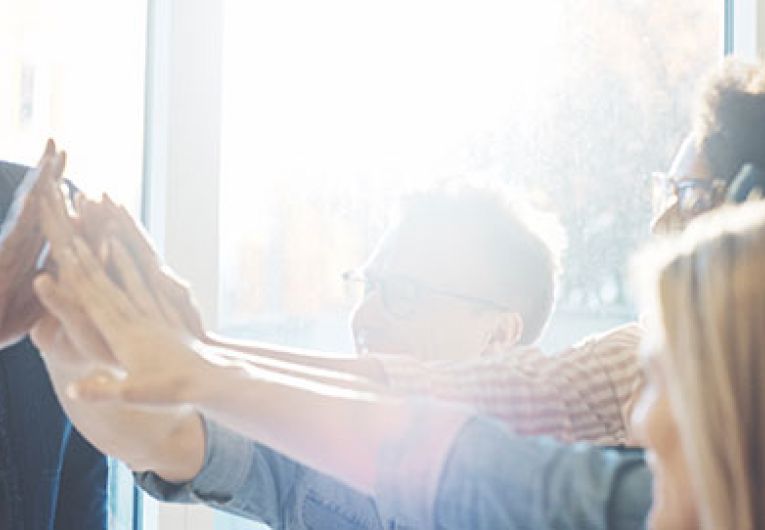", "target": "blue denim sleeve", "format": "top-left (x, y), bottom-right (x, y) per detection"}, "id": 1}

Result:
top-left (136, 418), bottom-right (387, 530)
top-left (136, 417), bottom-right (300, 526)
top-left (377, 416), bottom-right (652, 530)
